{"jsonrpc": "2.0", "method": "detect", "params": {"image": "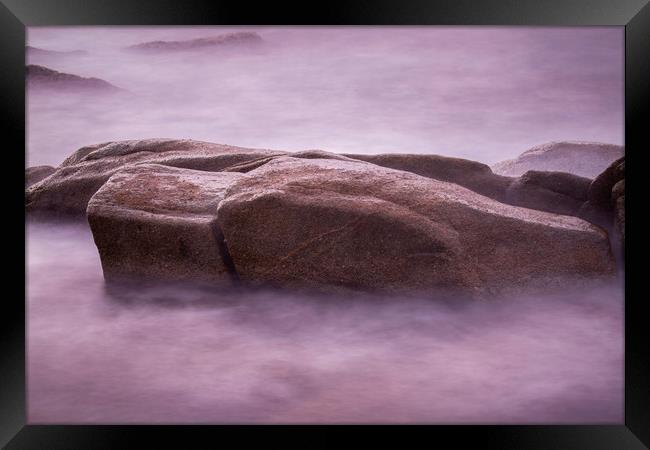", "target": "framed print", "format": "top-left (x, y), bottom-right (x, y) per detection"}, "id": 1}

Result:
top-left (2, 0), bottom-right (648, 448)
